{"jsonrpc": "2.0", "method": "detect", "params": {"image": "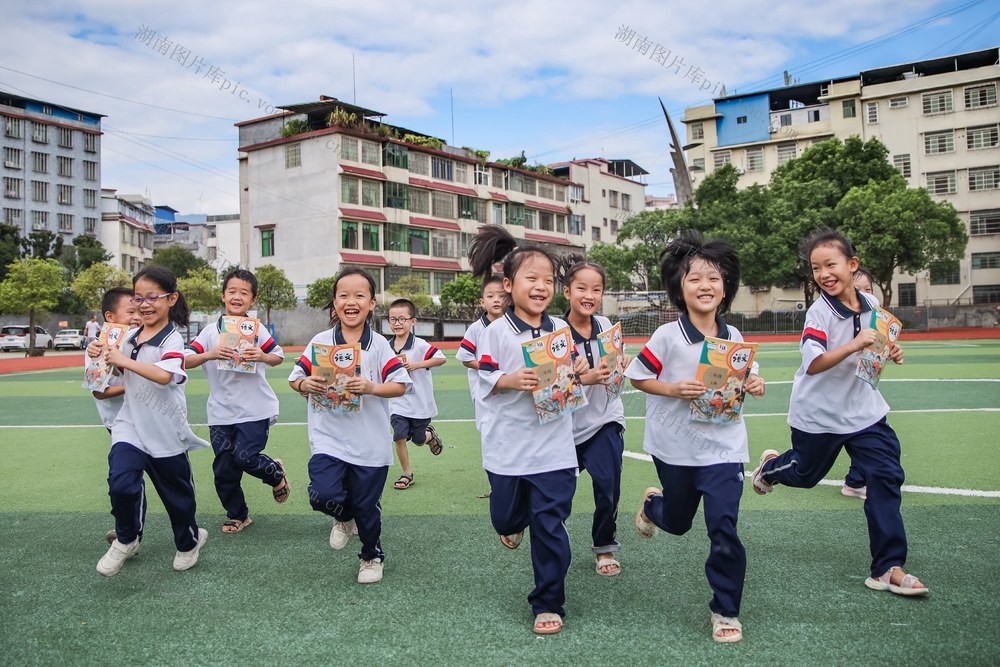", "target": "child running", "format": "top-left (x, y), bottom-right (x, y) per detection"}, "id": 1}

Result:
top-left (288, 268), bottom-right (411, 584)
top-left (627, 231), bottom-right (765, 643)
top-left (469, 225), bottom-right (585, 636)
top-left (94, 267), bottom-right (210, 576)
top-left (184, 268), bottom-right (290, 534)
top-left (455, 276), bottom-right (507, 432)
top-left (840, 266), bottom-right (877, 500)
top-left (751, 229), bottom-right (928, 597)
top-left (560, 257), bottom-right (629, 577)
top-left (386, 298), bottom-right (446, 490)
